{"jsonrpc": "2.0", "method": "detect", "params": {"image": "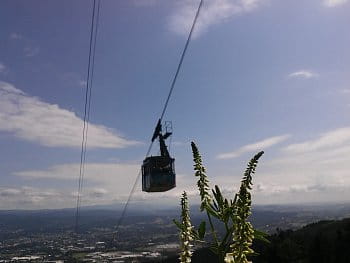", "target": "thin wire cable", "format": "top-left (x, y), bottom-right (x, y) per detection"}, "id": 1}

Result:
top-left (113, 0), bottom-right (204, 240)
top-left (113, 142), bottom-right (154, 241)
top-left (75, 0), bottom-right (101, 232)
top-left (79, 0), bottom-right (101, 215)
top-left (160, 0), bottom-right (203, 121)
top-left (75, 0), bottom-right (96, 232)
